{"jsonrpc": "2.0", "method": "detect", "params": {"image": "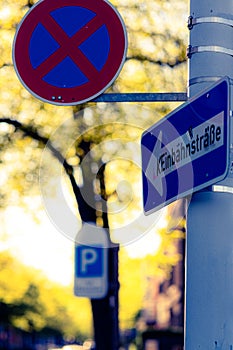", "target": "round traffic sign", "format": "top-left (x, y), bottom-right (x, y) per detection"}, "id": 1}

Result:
top-left (13, 0), bottom-right (127, 105)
